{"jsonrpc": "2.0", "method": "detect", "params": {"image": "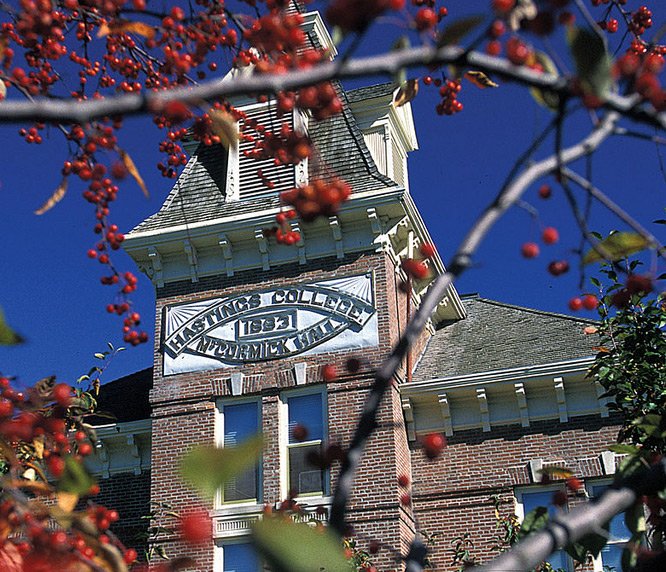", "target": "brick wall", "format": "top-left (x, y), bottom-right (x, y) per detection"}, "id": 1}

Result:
top-left (149, 252), bottom-right (432, 571)
top-left (410, 415), bottom-right (622, 570)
